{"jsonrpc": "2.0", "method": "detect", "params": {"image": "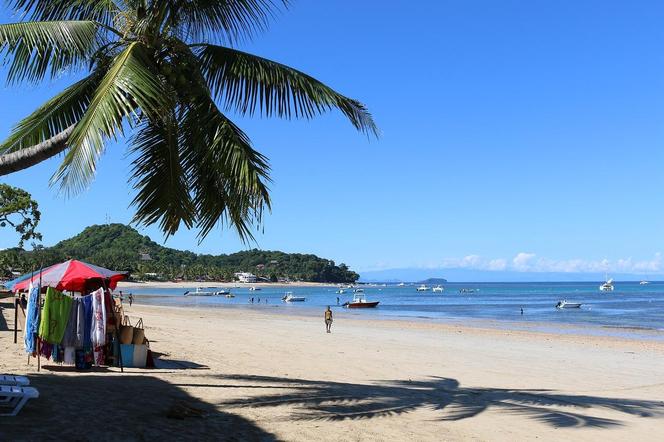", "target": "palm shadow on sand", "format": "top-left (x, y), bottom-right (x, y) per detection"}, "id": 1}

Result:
top-left (0, 374), bottom-right (278, 442)
top-left (216, 374), bottom-right (664, 429)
